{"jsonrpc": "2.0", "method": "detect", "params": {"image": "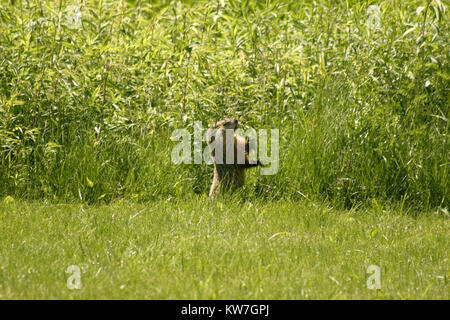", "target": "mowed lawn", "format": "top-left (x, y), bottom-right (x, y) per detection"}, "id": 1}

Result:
top-left (0, 198), bottom-right (448, 299)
